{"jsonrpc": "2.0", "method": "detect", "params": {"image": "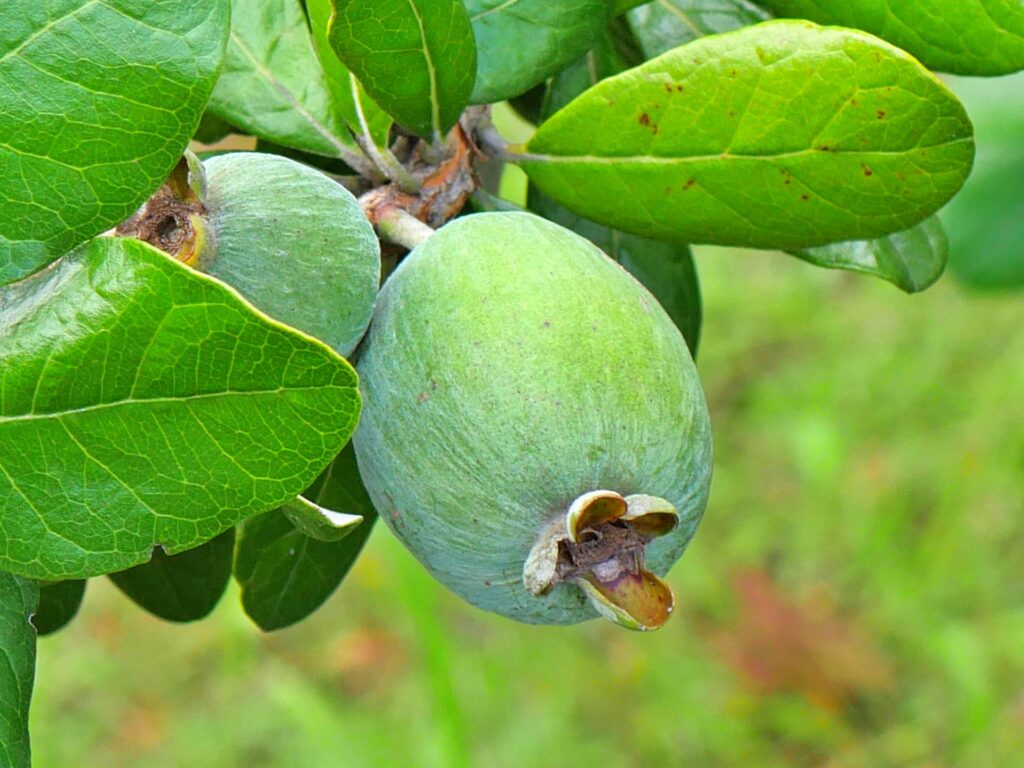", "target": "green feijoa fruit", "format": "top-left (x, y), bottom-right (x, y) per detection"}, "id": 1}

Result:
top-left (199, 153), bottom-right (379, 356)
top-left (354, 212), bottom-right (712, 630)
top-left (119, 152), bottom-right (380, 357)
